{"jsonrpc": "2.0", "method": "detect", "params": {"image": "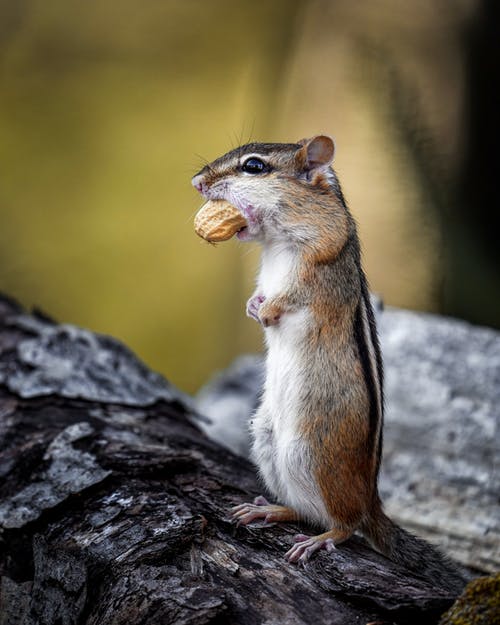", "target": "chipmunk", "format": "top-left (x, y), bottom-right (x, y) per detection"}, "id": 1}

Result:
top-left (192, 135), bottom-right (466, 590)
